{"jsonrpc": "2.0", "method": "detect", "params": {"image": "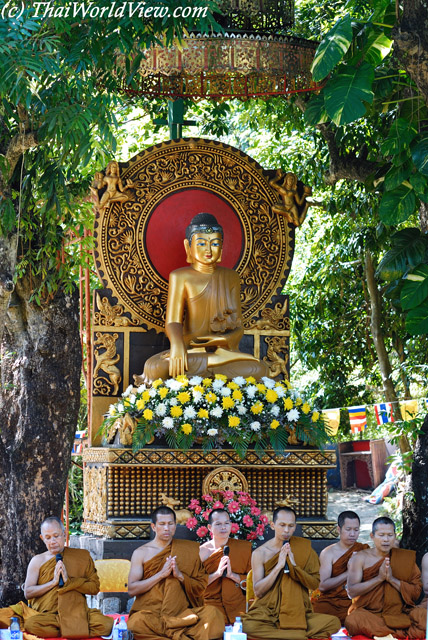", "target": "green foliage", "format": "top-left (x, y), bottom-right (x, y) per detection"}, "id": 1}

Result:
top-left (311, 14), bottom-right (353, 82)
top-left (411, 137), bottom-right (428, 176)
top-left (67, 459), bottom-right (83, 535)
top-left (324, 62), bottom-right (374, 125)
